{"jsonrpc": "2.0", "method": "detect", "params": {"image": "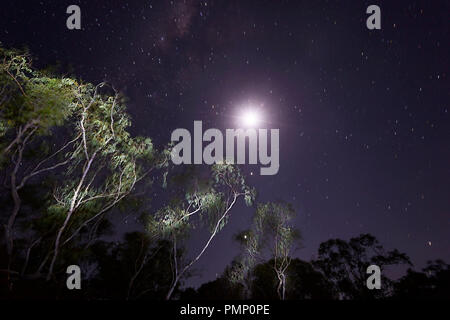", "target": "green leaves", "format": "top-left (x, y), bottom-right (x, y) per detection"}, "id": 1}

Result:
top-left (244, 188), bottom-right (256, 206)
top-left (1, 47), bottom-right (78, 132)
top-left (149, 163), bottom-right (255, 242)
